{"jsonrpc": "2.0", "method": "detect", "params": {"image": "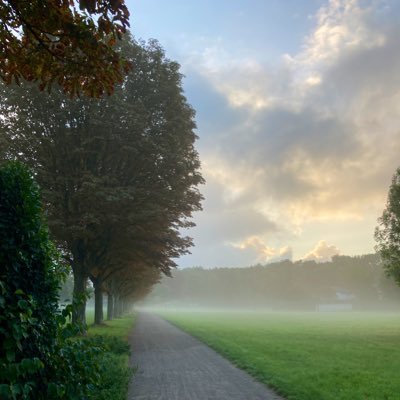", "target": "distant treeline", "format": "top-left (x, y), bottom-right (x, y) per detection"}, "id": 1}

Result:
top-left (143, 254), bottom-right (400, 311)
